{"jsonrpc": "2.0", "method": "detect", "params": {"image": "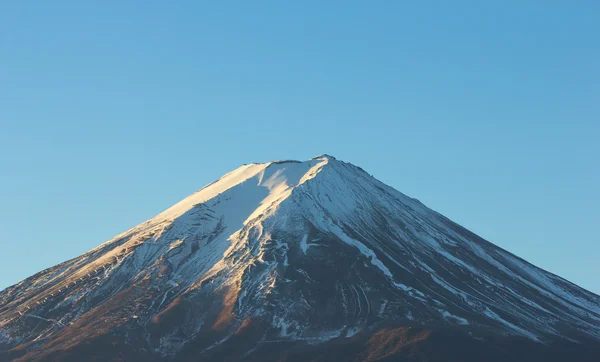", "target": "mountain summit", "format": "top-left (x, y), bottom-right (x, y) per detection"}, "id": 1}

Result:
top-left (1, 155), bottom-right (599, 361)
